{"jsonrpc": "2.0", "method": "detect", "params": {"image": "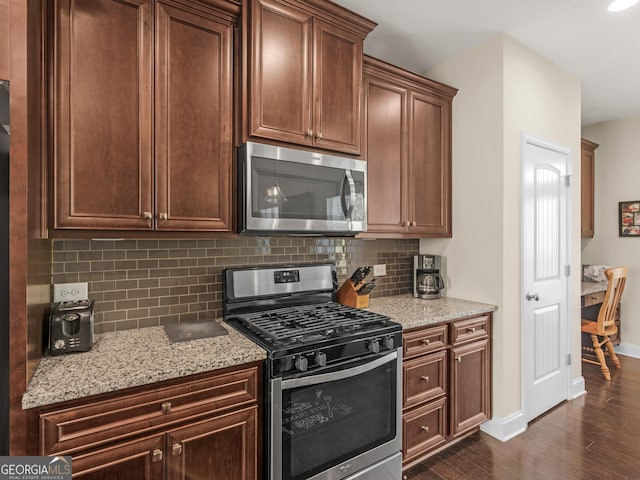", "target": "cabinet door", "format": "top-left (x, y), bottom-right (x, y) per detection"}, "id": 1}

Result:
top-left (72, 435), bottom-right (164, 480)
top-left (52, 0), bottom-right (153, 230)
top-left (362, 70), bottom-right (407, 234)
top-left (155, 1), bottom-right (233, 231)
top-left (450, 339), bottom-right (490, 437)
top-left (248, 0), bottom-right (313, 146)
top-left (0, 0), bottom-right (8, 79)
top-left (165, 406), bottom-right (258, 480)
top-left (408, 90), bottom-right (452, 236)
top-left (581, 139), bottom-right (597, 238)
top-left (313, 20), bottom-right (362, 155)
